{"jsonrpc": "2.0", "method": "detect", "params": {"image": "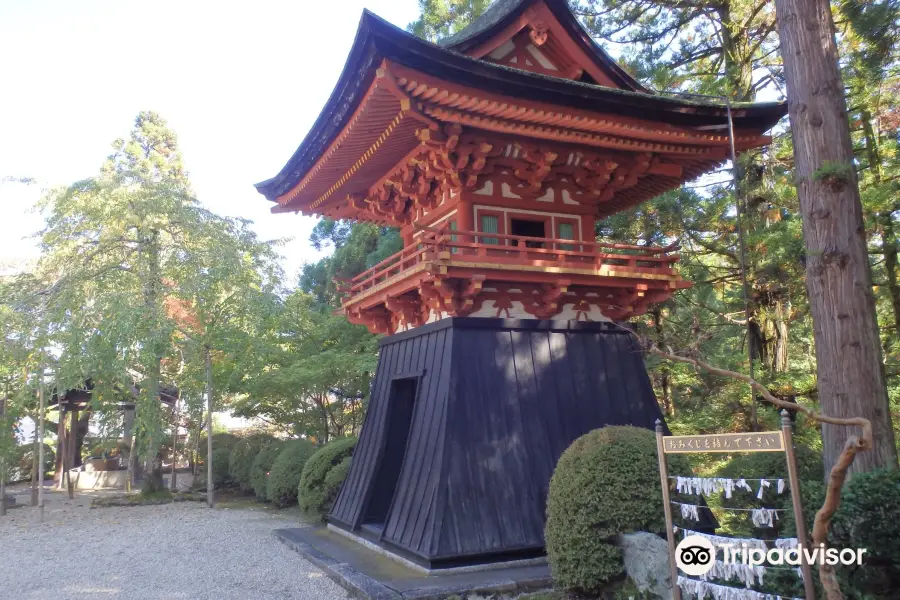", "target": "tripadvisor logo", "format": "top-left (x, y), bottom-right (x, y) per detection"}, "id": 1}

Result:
top-left (675, 535), bottom-right (866, 575)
